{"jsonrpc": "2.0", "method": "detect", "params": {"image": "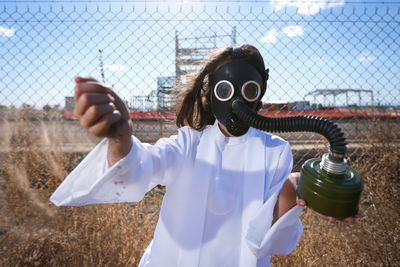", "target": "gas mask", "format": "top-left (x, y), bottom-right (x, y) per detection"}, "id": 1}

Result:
top-left (210, 60), bottom-right (264, 136)
top-left (207, 54), bottom-right (362, 220)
